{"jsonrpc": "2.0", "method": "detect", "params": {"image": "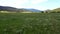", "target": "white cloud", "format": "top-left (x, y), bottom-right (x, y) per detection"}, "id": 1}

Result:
top-left (30, 0), bottom-right (48, 4)
top-left (14, 0), bottom-right (48, 5)
top-left (0, 0), bottom-right (48, 5)
top-left (11, 0), bottom-right (48, 4)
